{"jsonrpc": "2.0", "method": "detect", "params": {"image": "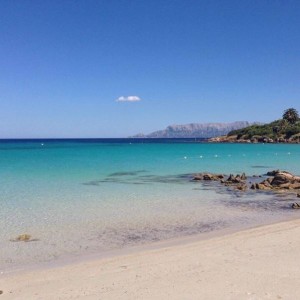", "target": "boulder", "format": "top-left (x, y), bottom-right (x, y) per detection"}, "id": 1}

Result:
top-left (271, 172), bottom-right (300, 187)
top-left (252, 171), bottom-right (300, 191)
top-left (241, 173), bottom-right (247, 180)
top-left (291, 203), bottom-right (300, 209)
top-left (271, 173), bottom-right (293, 185)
